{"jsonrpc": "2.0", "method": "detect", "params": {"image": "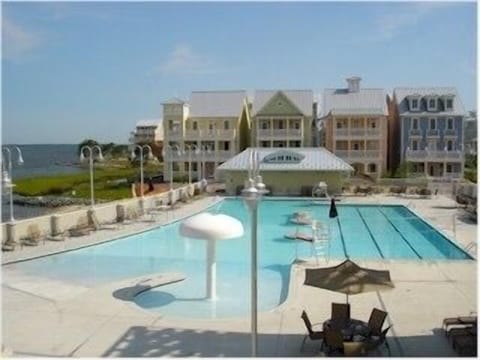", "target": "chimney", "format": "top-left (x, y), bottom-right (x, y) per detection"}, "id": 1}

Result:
top-left (346, 76), bottom-right (361, 93)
